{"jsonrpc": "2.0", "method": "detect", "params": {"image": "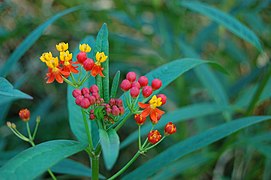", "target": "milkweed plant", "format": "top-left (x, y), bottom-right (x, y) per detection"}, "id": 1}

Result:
top-left (4, 24), bottom-right (177, 180)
